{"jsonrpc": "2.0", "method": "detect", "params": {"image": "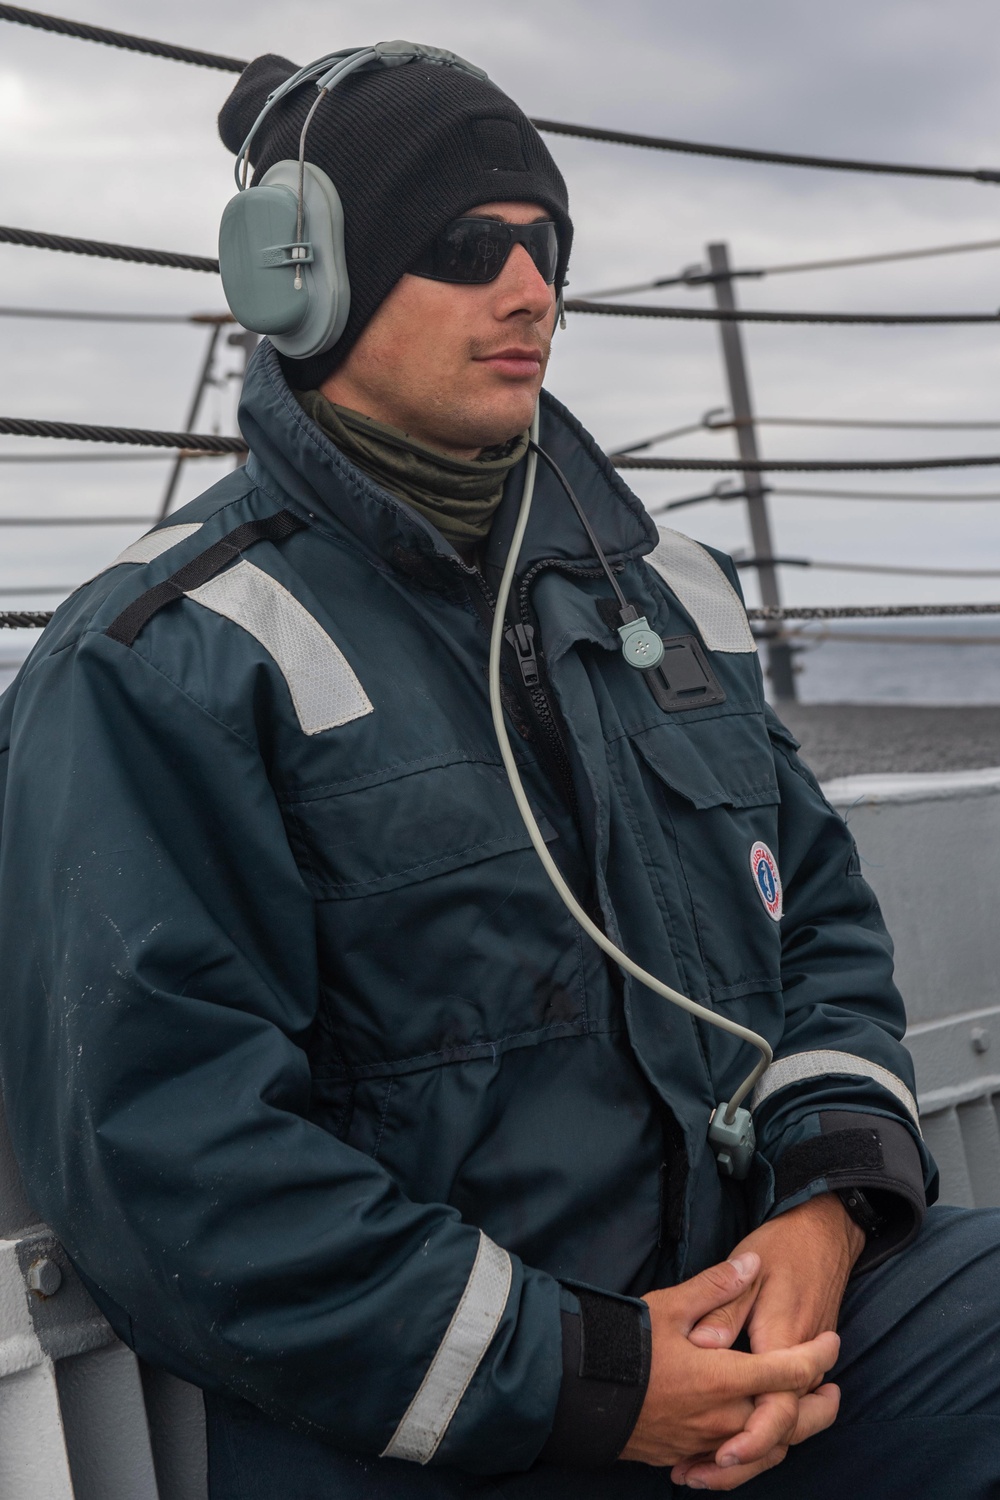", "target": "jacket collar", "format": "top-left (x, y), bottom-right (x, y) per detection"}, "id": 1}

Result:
top-left (239, 340), bottom-right (658, 581)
